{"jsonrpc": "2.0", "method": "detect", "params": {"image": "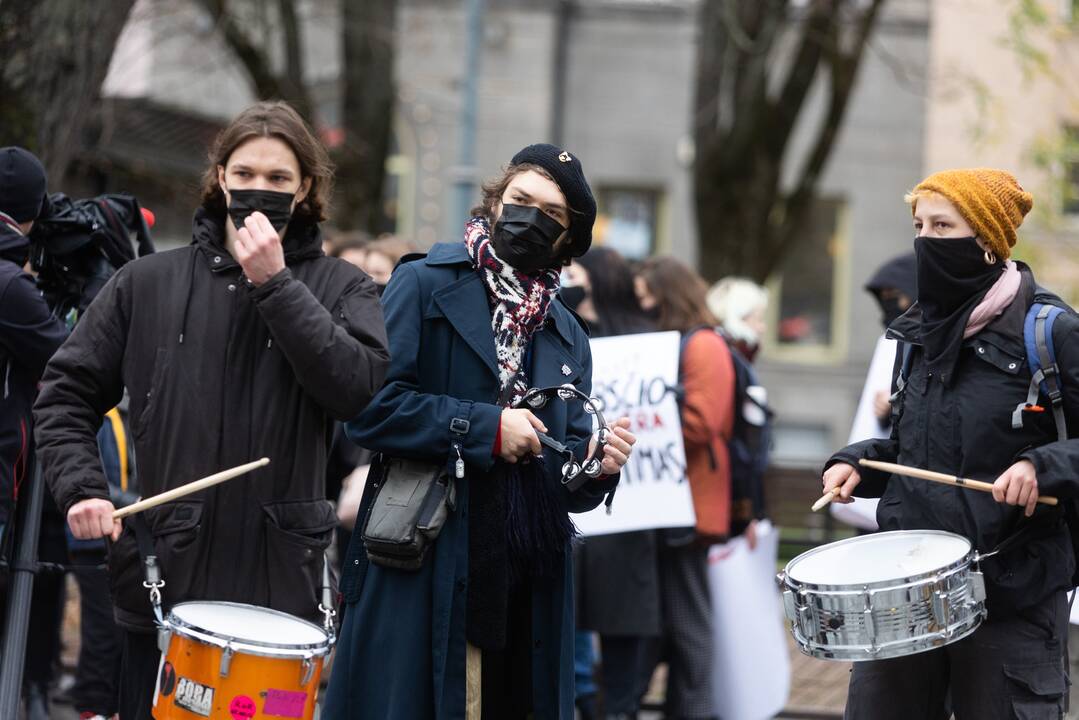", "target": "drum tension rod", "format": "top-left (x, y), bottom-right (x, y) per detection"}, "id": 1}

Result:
top-left (220, 644), bottom-right (235, 678)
